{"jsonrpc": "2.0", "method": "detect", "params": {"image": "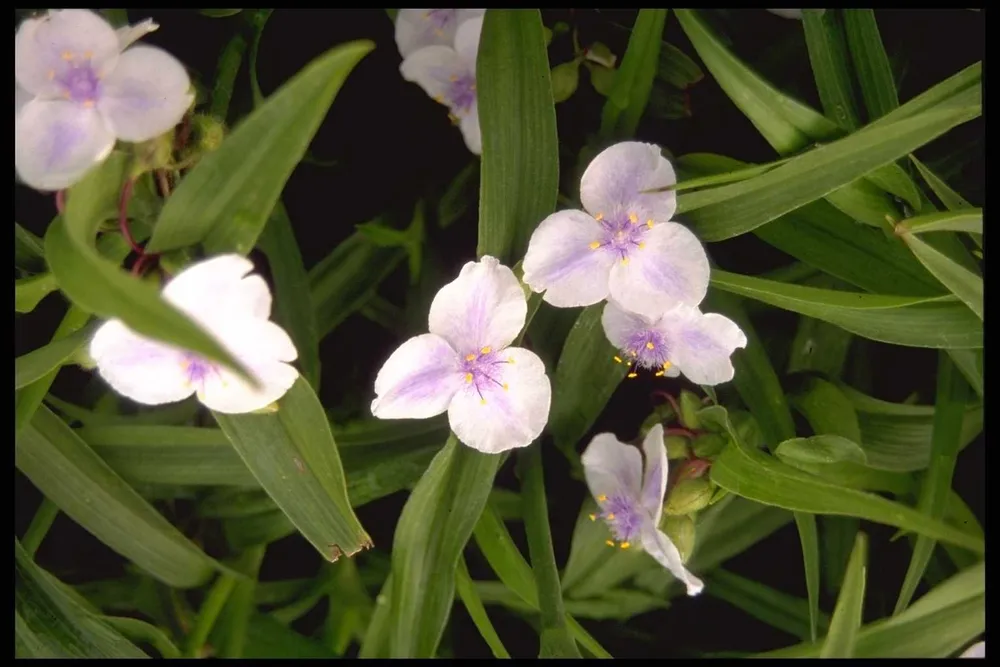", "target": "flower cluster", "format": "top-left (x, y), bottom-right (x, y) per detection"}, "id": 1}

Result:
top-left (394, 9), bottom-right (484, 155)
top-left (15, 9), bottom-right (193, 191)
